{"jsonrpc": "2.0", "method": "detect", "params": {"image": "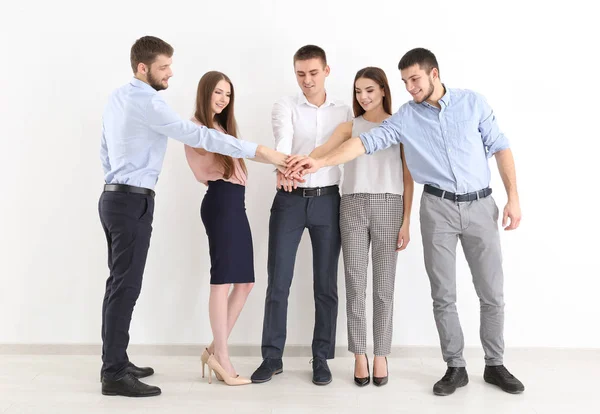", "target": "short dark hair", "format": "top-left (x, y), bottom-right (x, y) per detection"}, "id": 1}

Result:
top-left (398, 48), bottom-right (439, 75)
top-left (293, 45), bottom-right (327, 66)
top-left (130, 36), bottom-right (174, 74)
